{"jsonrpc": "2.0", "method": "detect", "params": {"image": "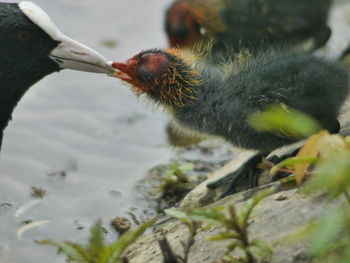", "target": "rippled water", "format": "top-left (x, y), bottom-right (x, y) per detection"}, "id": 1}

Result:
top-left (0, 0), bottom-right (174, 262)
top-left (0, 0), bottom-right (350, 262)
